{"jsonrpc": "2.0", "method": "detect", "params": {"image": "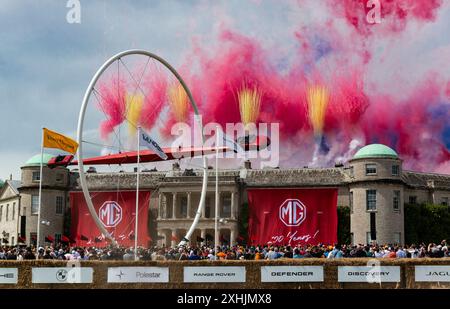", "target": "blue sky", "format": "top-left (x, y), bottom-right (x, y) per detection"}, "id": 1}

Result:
top-left (0, 0), bottom-right (307, 179)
